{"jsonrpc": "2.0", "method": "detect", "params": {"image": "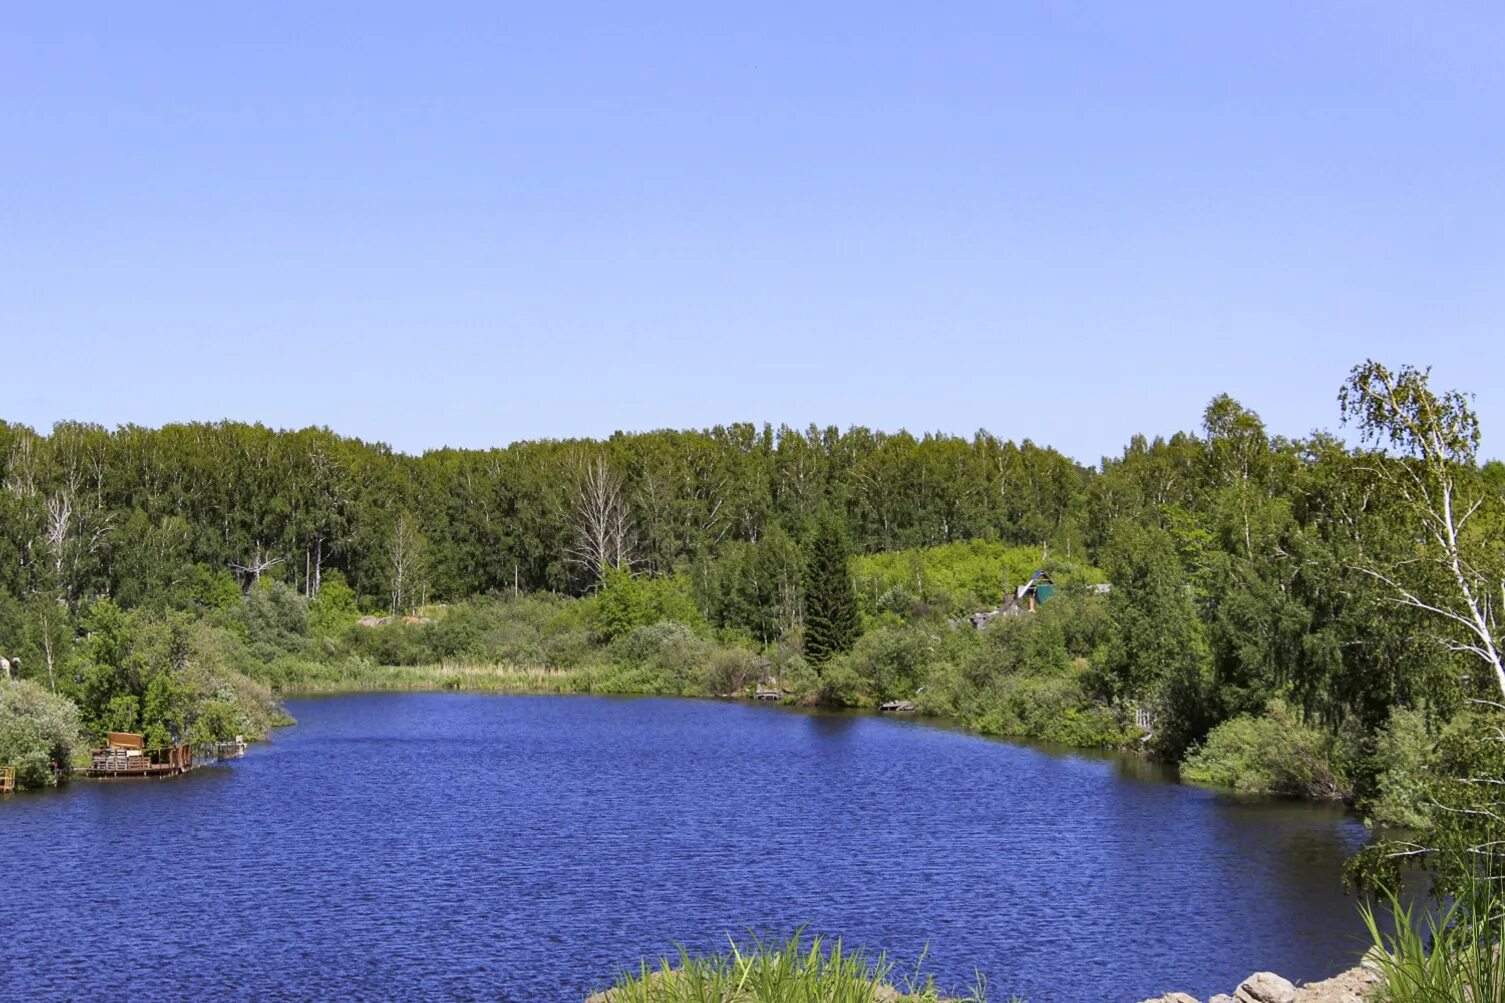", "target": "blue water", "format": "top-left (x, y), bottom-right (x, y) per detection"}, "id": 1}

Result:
top-left (0, 694), bottom-right (1374, 1002)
